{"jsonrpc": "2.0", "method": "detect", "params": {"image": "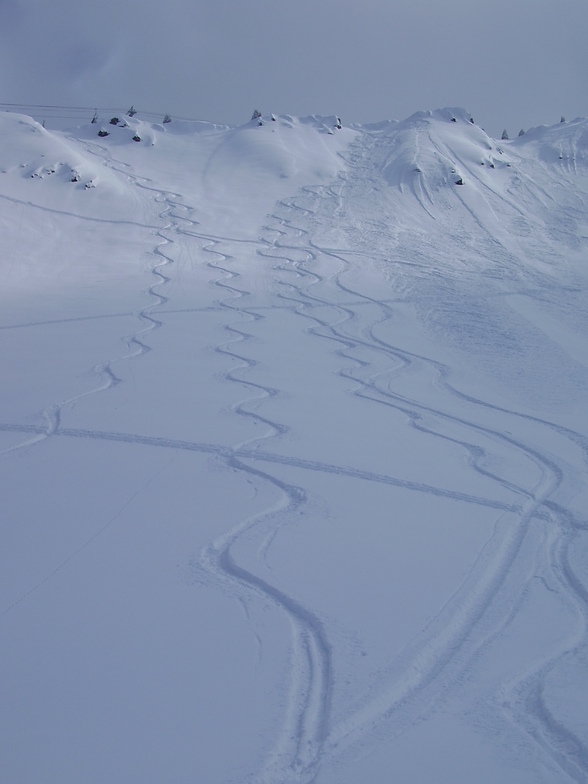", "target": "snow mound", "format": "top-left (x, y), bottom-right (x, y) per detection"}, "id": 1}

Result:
top-left (0, 114), bottom-right (99, 189)
top-left (202, 114), bottom-right (354, 183)
top-left (0, 112), bottom-right (136, 212)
